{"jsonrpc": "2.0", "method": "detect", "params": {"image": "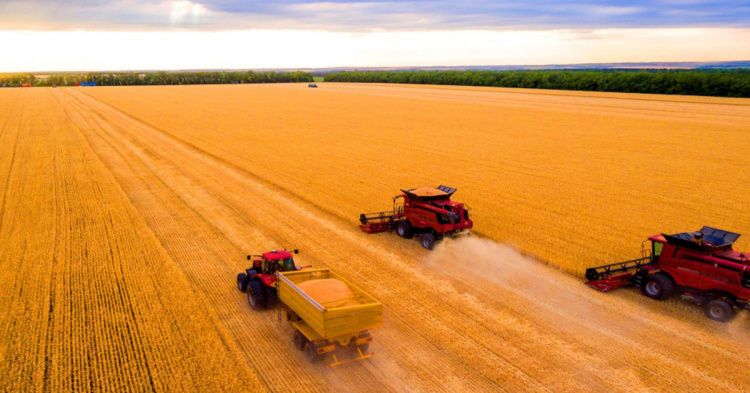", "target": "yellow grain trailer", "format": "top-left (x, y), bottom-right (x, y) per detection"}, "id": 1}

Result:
top-left (276, 268), bottom-right (383, 367)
